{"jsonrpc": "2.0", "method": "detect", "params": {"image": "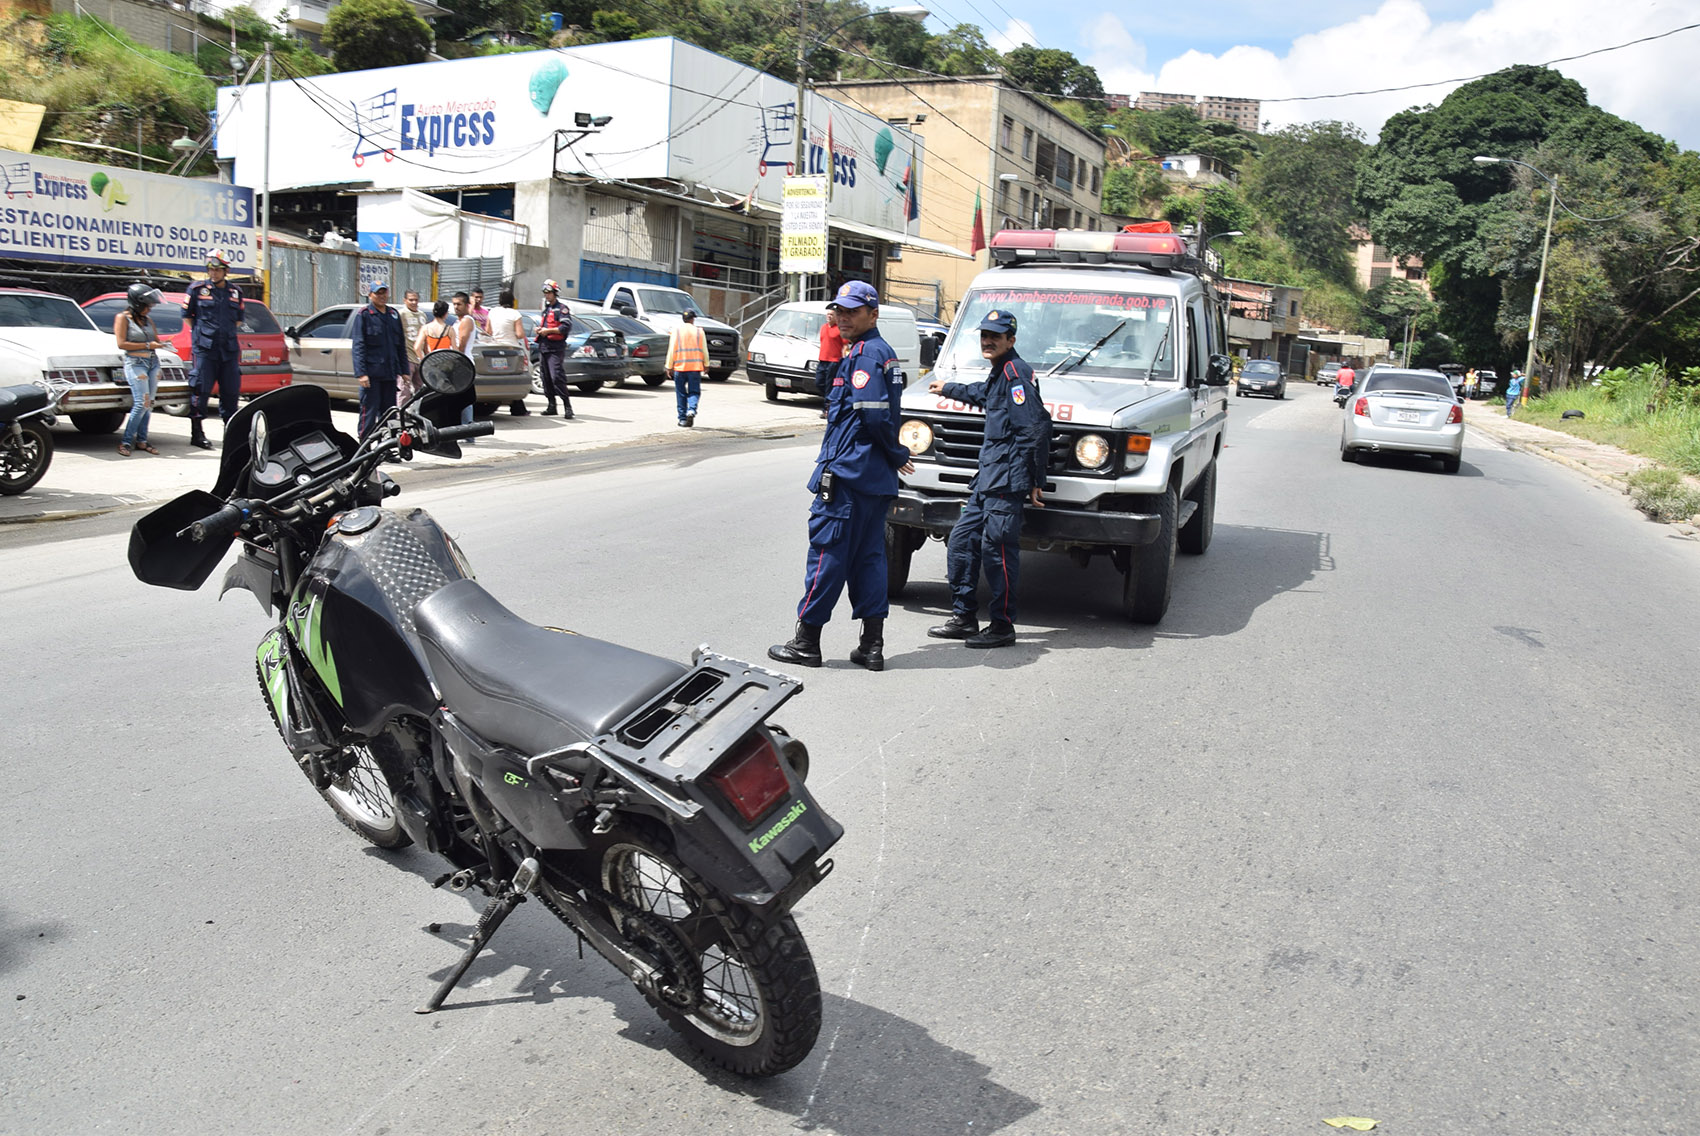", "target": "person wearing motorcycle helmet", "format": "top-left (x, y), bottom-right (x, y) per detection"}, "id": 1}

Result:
top-left (182, 248), bottom-right (245, 449)
top-left (114, 282), bottom-right (167, 456)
